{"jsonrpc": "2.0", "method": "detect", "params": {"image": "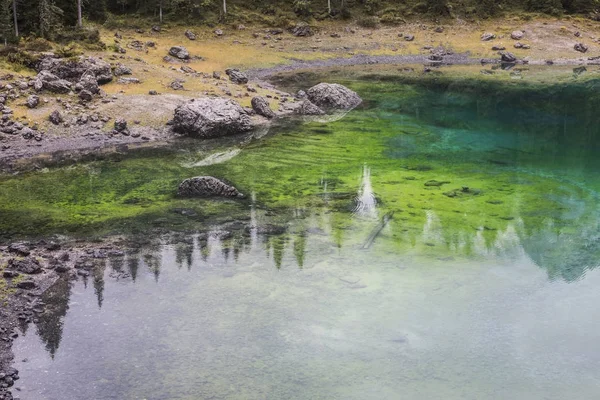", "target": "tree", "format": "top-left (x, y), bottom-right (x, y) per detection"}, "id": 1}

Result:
top-left (39, 0), bottom-right (63, 38)
top-left (77, 0), bottom-right (81, 26)
top-left (12, 0), bottom-right (17, 37)
top-left (0, 0), bottom-right (12, 45)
